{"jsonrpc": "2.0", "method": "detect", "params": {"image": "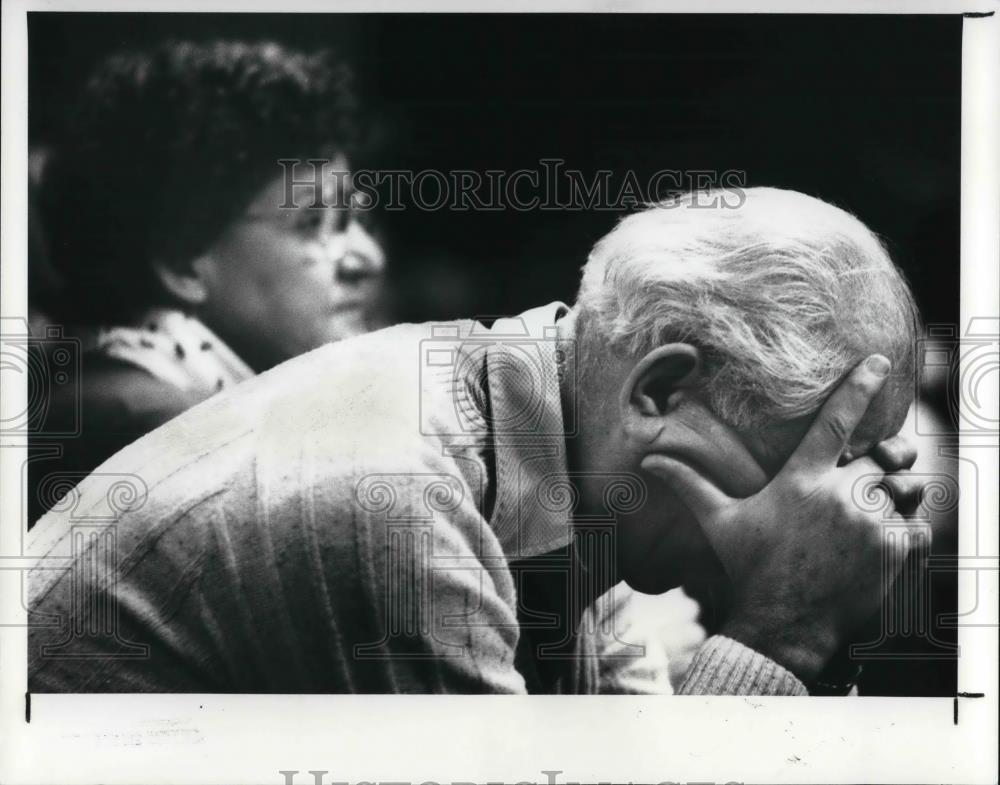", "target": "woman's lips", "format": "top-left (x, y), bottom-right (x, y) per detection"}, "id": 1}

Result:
top-left (330, 300), bottom-right (366, 313)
